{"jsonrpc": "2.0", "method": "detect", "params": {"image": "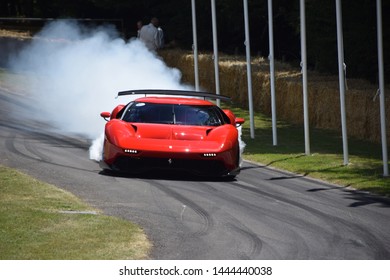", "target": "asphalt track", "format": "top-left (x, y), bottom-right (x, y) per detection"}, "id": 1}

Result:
top-left (1, 89), bottom-right (390, 259)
